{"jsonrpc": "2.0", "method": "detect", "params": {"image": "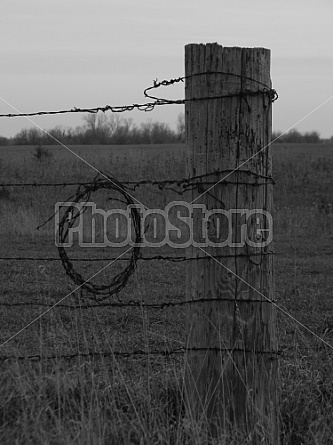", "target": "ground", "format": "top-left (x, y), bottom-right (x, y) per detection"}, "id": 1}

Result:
top-left (0, 143), bottom-right (332, 444)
